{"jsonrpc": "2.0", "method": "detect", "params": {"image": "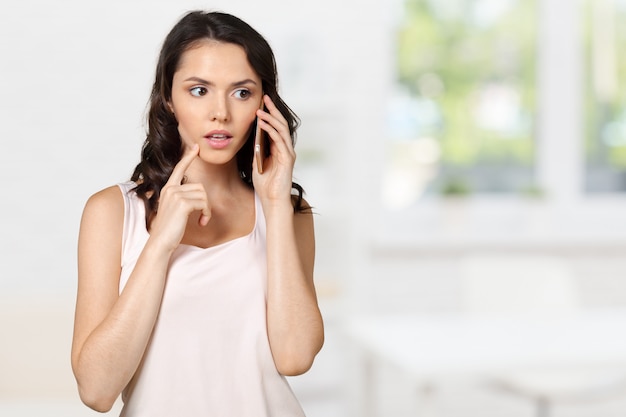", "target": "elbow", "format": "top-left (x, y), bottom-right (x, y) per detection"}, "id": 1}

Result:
top-left (76, 382), bottom-right (118, 413)
top-left (72, 356), bottom-right (120, 412)
top-left (274, 335), bottom-right (325, 377)
top-left (271, 315), bottom-right (325, 376)
top-left (275, 355), bottom-right (316, 376)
